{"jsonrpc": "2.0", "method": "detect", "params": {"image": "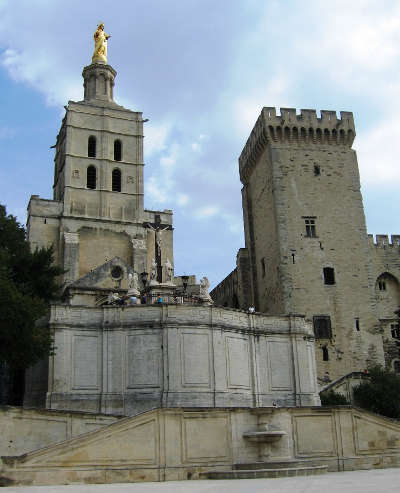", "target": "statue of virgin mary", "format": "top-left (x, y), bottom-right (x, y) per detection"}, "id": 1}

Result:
top-left (92, 23), bottom-right (110, 63)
